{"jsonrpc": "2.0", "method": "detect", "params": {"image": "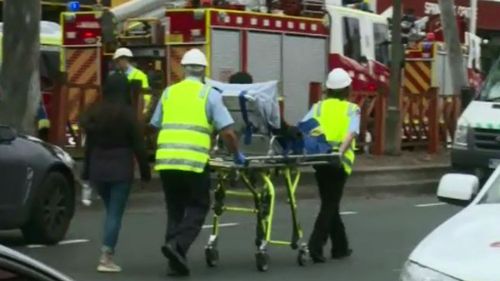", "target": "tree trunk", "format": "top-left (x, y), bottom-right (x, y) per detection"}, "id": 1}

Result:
top-left (439, 0), bottom-right (469, 95)
top-left (0, 0), bottom-right (40, 134)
